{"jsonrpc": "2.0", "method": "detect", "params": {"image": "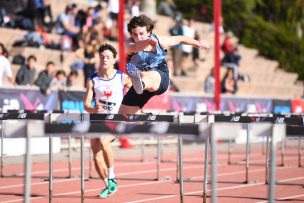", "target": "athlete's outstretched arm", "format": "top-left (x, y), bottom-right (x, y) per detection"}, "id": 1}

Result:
top-left (125, 38), bottom-right (157, 54)
top-left (158, 35), bottom-right (209, 50)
